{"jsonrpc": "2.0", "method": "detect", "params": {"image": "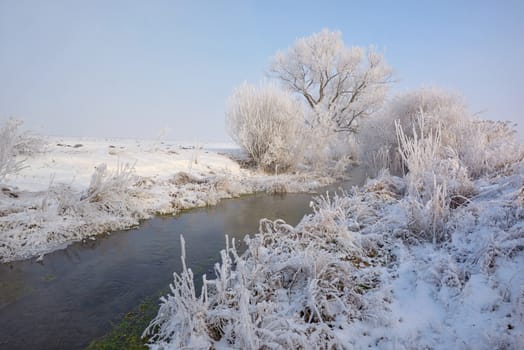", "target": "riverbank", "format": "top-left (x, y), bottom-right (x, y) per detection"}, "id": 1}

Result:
top-left (146, 165), bottom-right (524, 349)
top-left (0, 189), bottom-right (337, 350)
top-left (0, 136), bottom-right (335, 263)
